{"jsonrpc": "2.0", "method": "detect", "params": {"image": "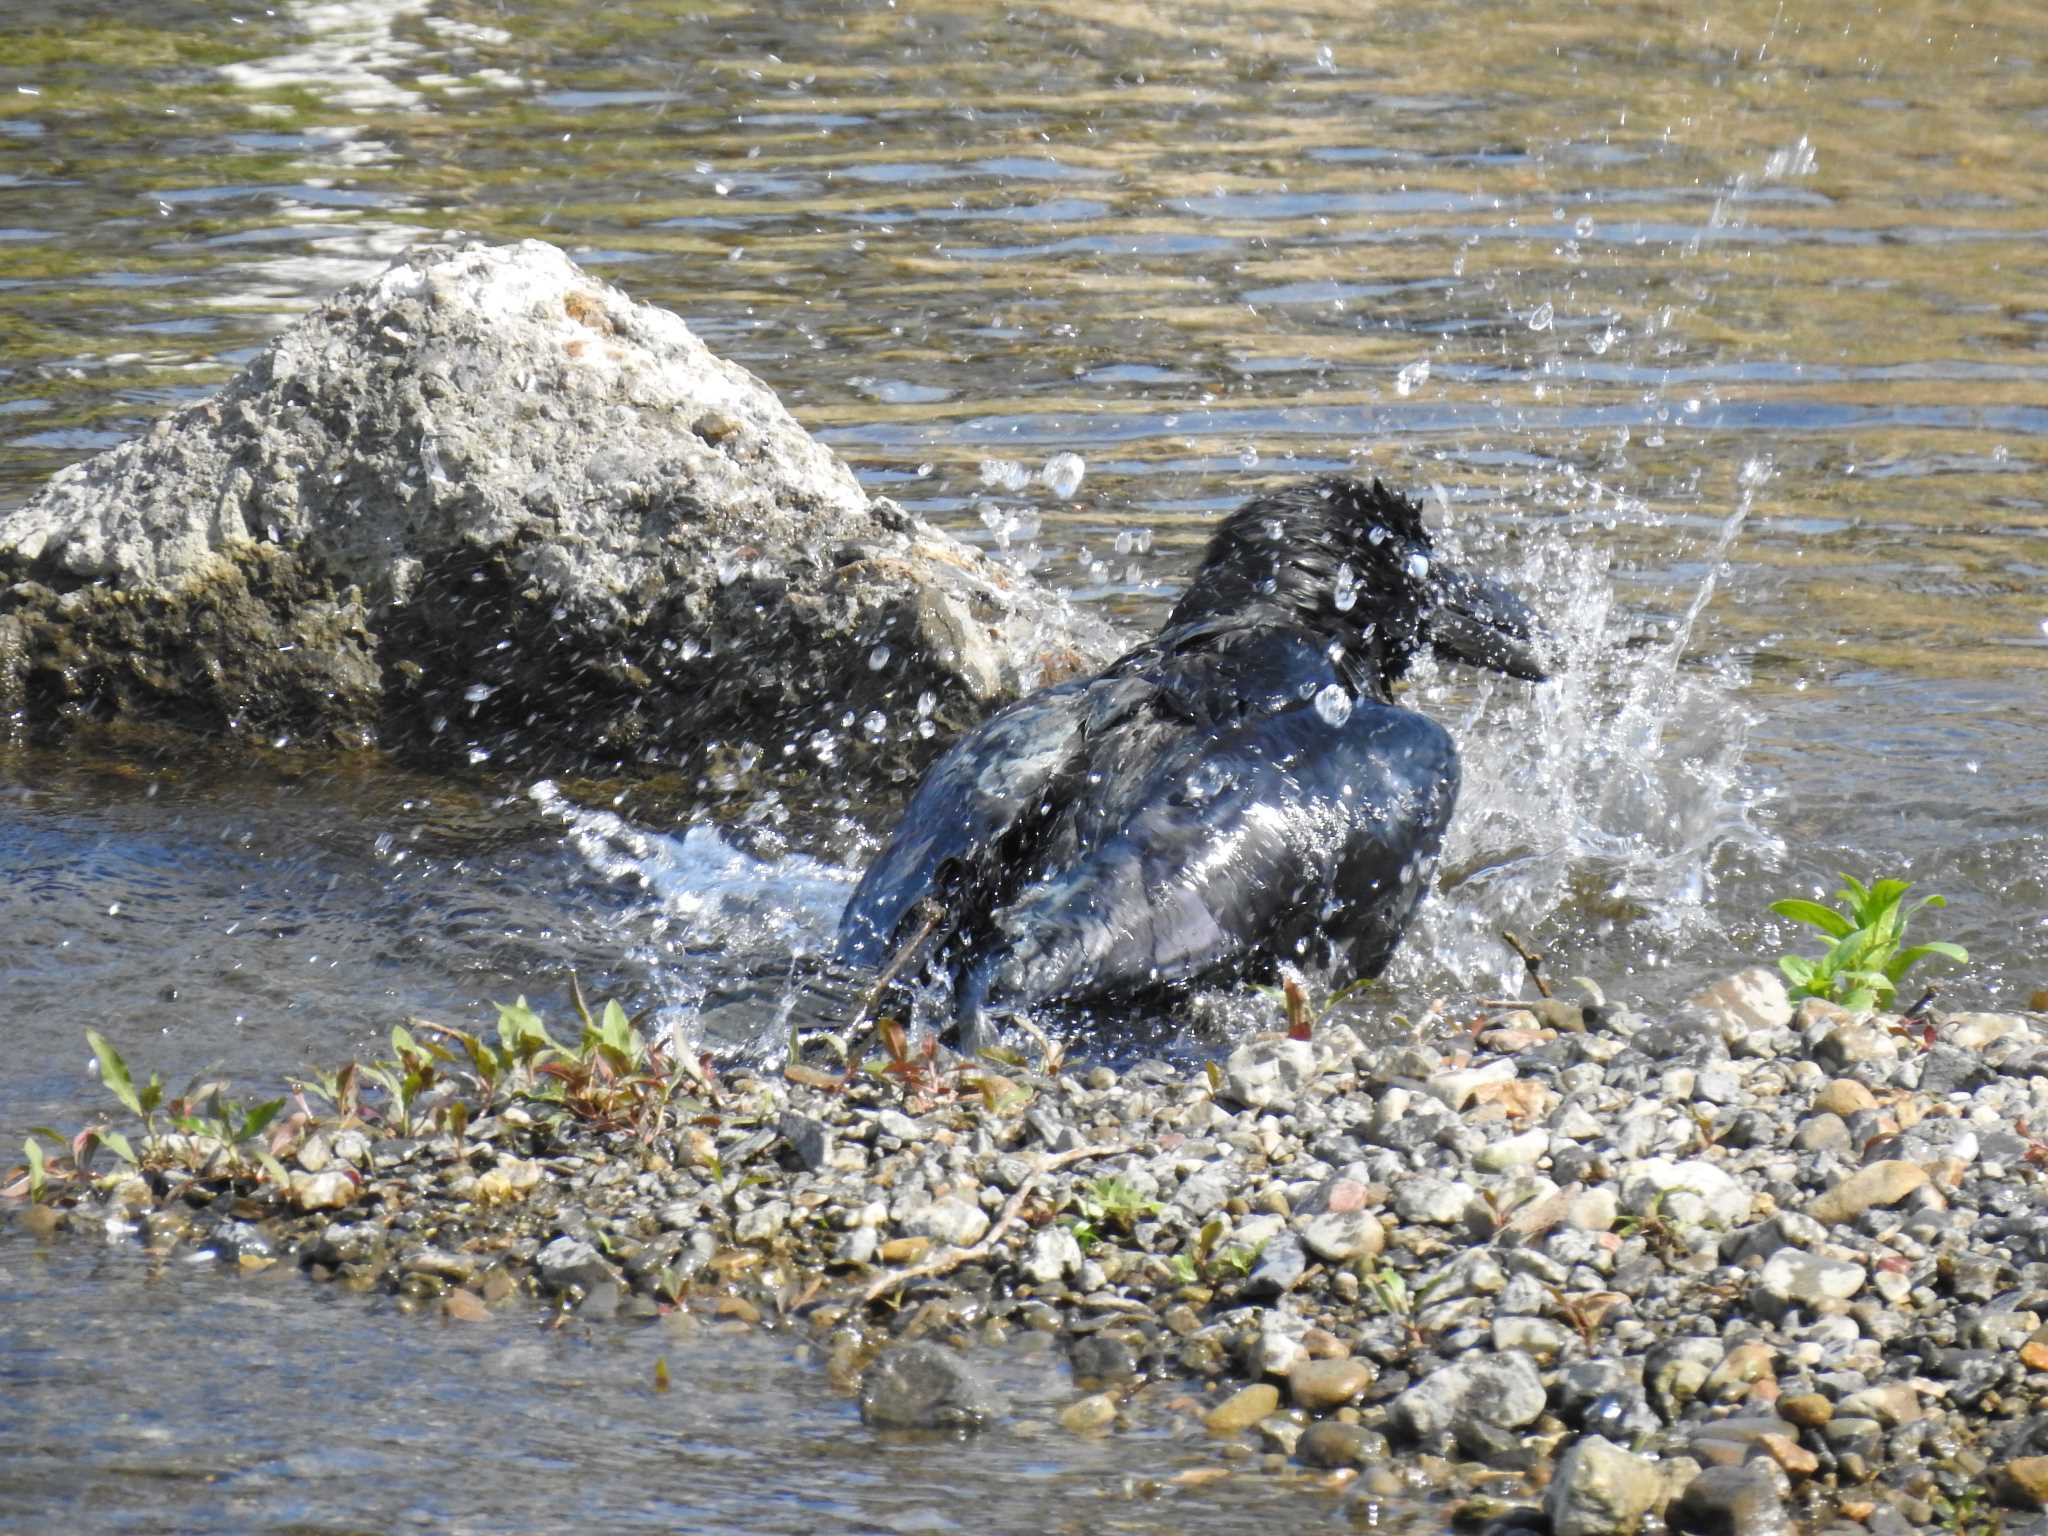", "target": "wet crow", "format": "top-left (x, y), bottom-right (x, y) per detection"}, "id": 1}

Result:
top-left (838, 475), bottom-right (1548, 1048)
